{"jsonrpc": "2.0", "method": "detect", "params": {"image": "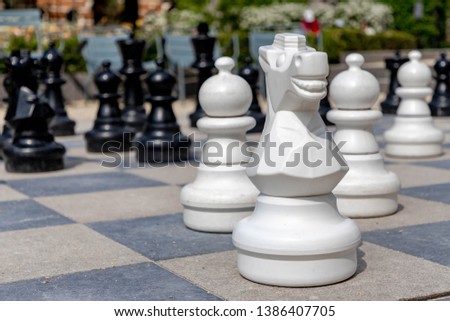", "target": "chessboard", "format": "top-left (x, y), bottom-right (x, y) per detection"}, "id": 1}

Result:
top-left (0, 99), bottom-right (450, 301)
